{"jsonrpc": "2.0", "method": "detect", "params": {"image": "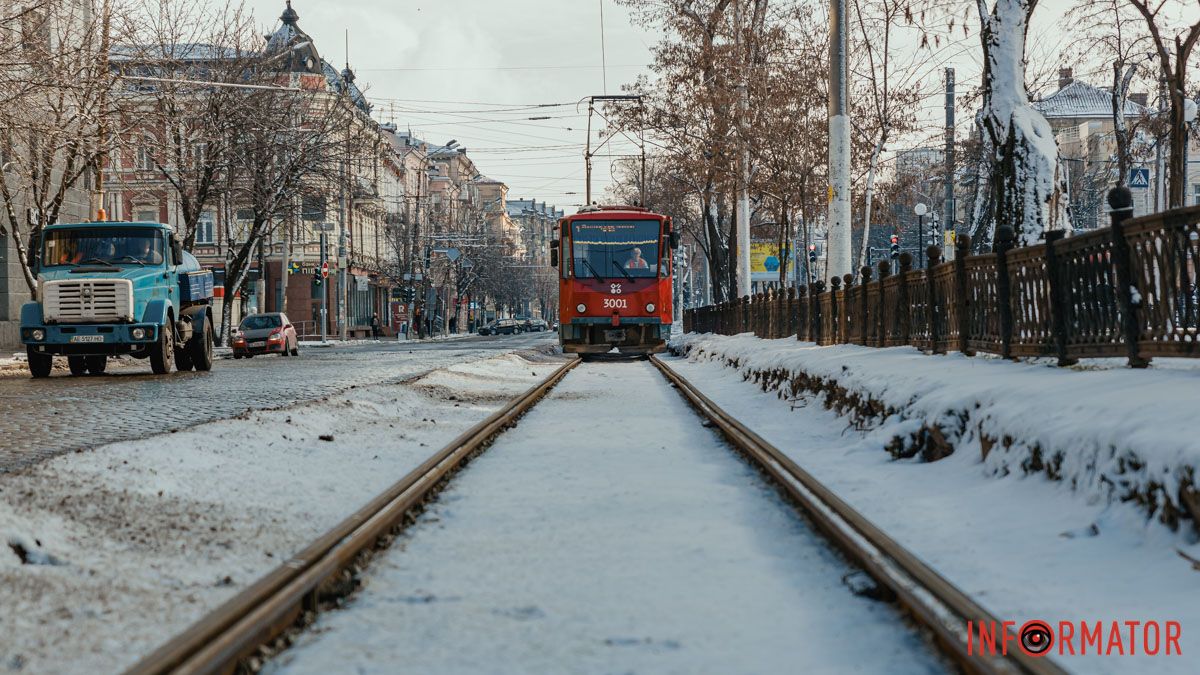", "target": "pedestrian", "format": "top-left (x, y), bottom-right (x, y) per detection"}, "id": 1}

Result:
top-left (370, 313), bottom-right (381, 341)
top-left (400, 321), bottom-right (409, 340)
top-left (449, 316), bottom-right (458, 334)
